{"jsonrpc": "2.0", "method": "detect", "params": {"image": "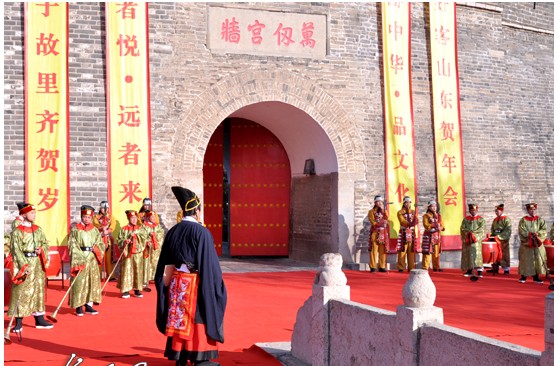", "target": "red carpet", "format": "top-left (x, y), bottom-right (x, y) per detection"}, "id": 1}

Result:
top-left (3, 268), bottom-right (549, 365)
